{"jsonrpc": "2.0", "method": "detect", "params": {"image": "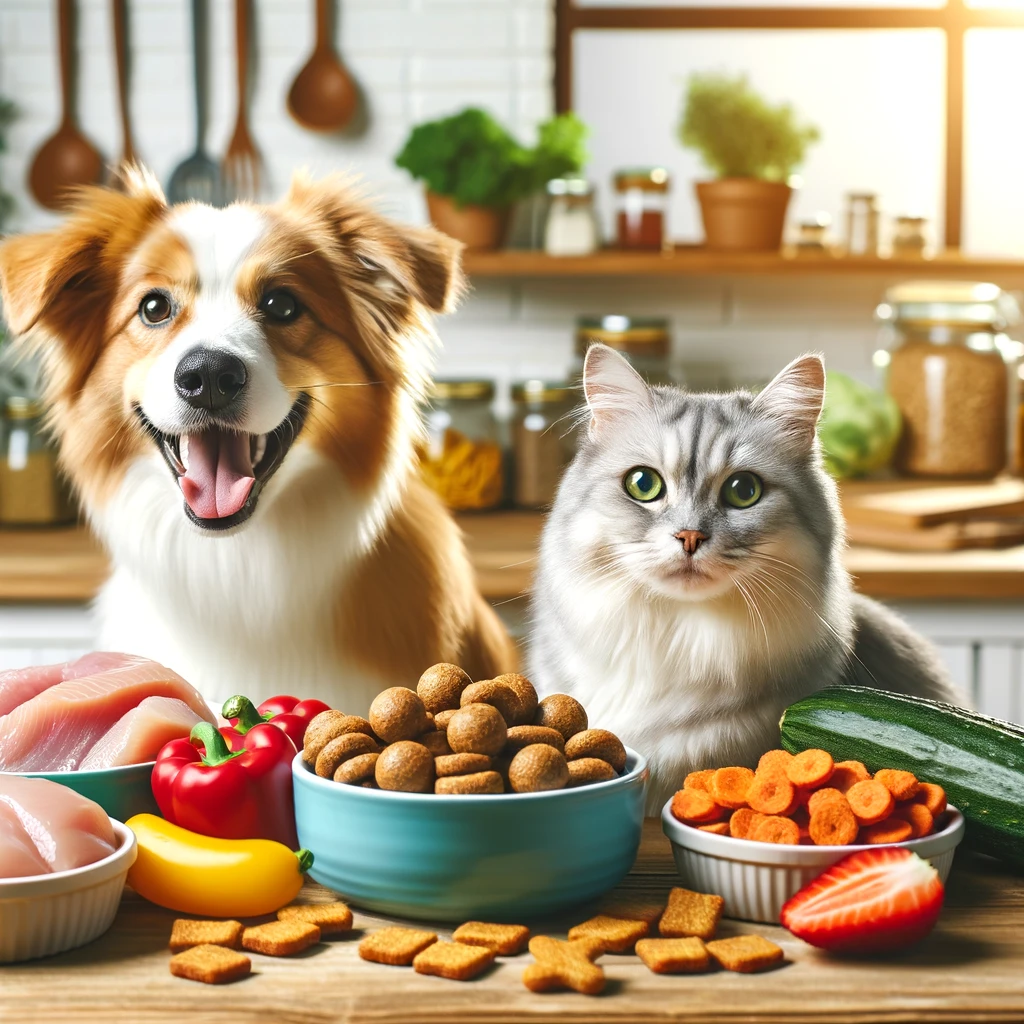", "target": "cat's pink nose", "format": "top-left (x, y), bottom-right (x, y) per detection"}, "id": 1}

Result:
top-left (674, 529), bottom-right (708, 555)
